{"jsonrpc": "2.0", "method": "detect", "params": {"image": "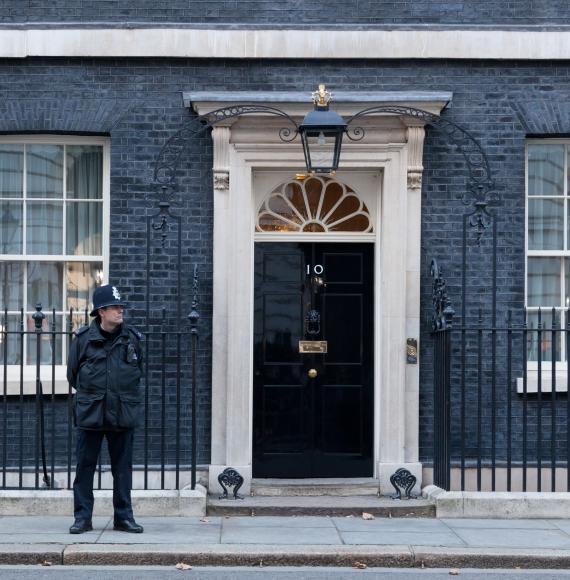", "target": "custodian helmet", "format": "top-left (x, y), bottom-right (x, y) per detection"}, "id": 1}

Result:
top-left (90, 284), bottom-right (128, 317)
